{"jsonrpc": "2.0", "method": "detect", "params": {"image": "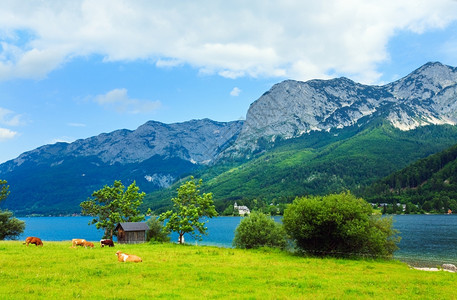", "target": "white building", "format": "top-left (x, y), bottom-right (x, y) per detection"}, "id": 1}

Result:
top-left (234, 202), bottom-right (250, 216)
